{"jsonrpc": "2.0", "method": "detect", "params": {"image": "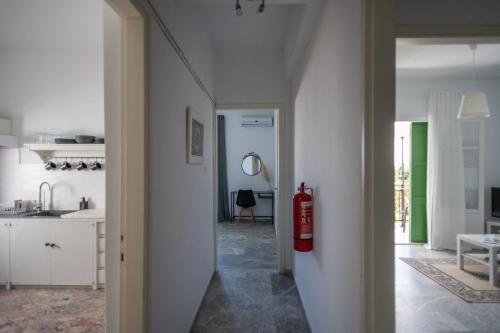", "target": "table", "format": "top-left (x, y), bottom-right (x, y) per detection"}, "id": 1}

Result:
top-left (230, 190), bottom-right (274, 223)
top-left (457, 234), bottom-right (500, 287)
top-left (486, 219), bottom-right (500, 234)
